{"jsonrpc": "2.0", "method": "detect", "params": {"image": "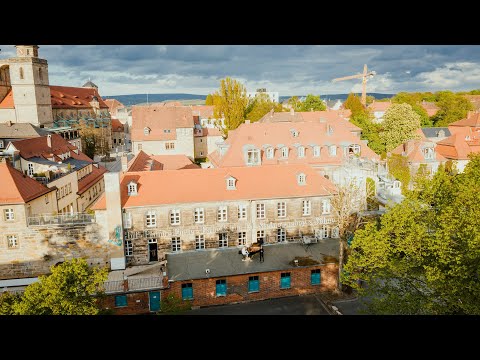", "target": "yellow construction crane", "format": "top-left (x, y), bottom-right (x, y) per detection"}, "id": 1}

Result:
top-left (332, 64), bottom-right (376, 106)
